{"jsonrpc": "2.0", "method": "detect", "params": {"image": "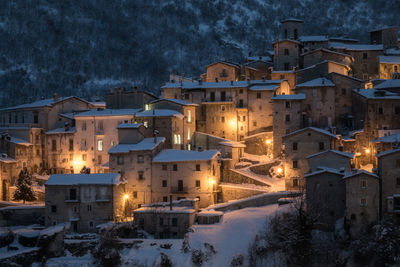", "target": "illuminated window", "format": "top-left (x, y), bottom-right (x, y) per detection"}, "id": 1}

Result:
top-left (187, 110), bottom-right (192, 123)
top-left (360, 198), bottom-right (367, 206)
top-left (187, 128), bottom-right (191, 140)
top-left (111, 140), bottom-right (115, 146)
top-left (144, 121), bottom-right (148, 128)
top-left (82, 154), bottom-right (87, 161)
top-left (97, 140), bottom-right (103, 151)
top-left (145, 104), bottom-right (150, 111)
top-left (361, 180), bottom-right (367, 188)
